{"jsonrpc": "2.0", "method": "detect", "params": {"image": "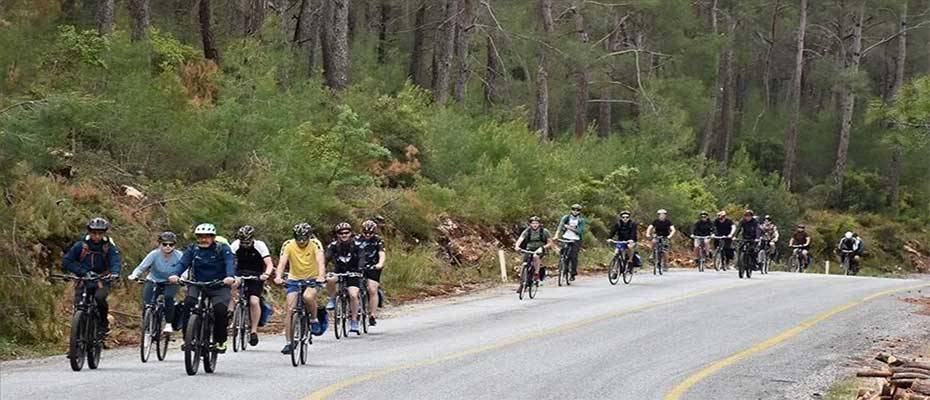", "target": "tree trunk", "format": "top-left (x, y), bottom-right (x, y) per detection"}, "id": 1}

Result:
top-left (296, 0), bottom-right (322, 75)
top-left (376, 0), bottom-right (391, 64)
top-left (531, 0), bottom-right (554, 140)
top-left (199, 0), bottom-right (220, 63)
top-left (246, 0), bottom-right (266, 35)
top-left (96, 0), bottom-right (115, 36)
top-left (716, 20), bottom-right (737, 168)
top-left (408, 2), bottom-right (431, 87)
top-left (571, 2), bottom-right (589, 139)
top-left (484, 34), bottom-right (502, 106)
top-left (453, 0), bottom-right (475, 104)
top-left (322, 0), bottom-right (351, 90)
top-left (888, 1), bottom-right (907, 210)
top-left (597, 86), bottom-right (611, 137)
top-left (832, 2), bottom-right (865, 189)
top-left (782, 0), bottom-right (807, 189)
top-left (129, 0), bottom-right (151, 41)
top-left (431, 0), bottom-right (457, 104)
top-left (700, 3), bottom-right (722, 158)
